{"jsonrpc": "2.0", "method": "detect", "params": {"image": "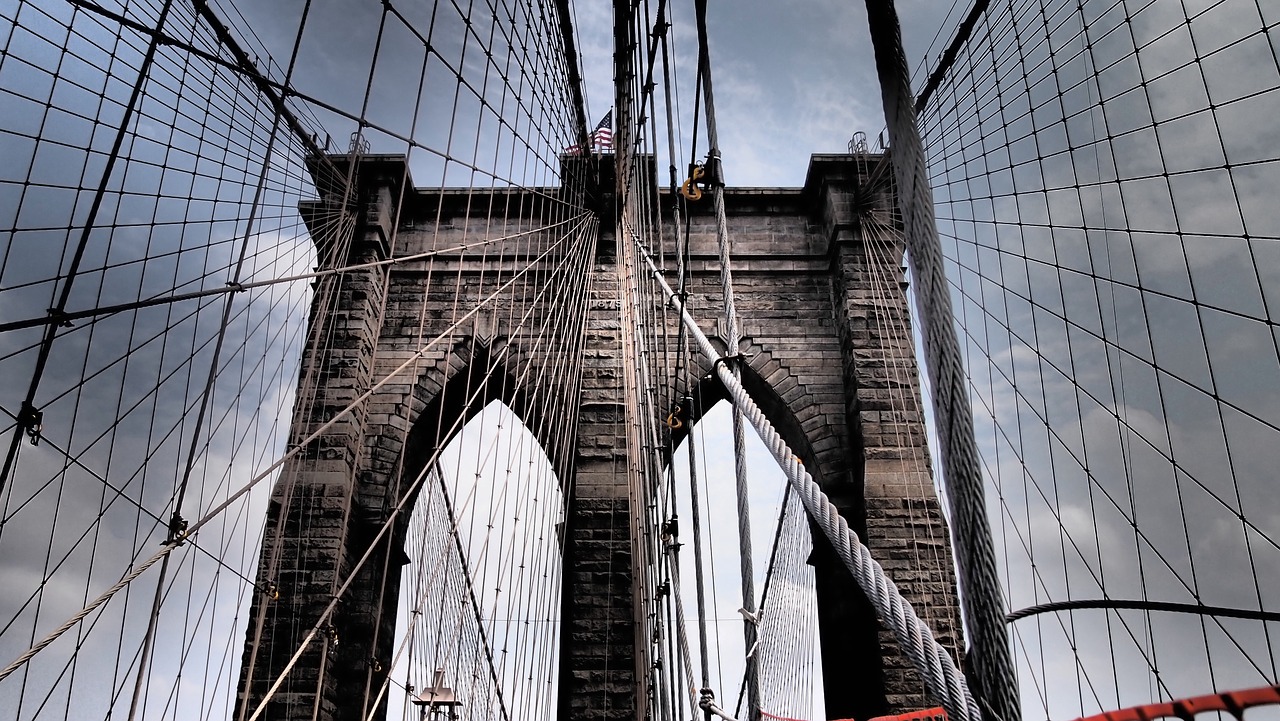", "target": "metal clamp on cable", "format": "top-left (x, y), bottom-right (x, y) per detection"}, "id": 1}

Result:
top-left (17, 401), bottom-right (43, 447)
top-left (699, 689), bottom-right (738, 721)
top-left (709, 353), bottom-right (744, 378)
top-left (665, 395), bottom-right (693, 430)
top-left (165, 512), bottom-right (188, 546)
top-left (45, 307), bottom-right (72, 328)
top-left (701, 152), bottom-right (724, 188)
